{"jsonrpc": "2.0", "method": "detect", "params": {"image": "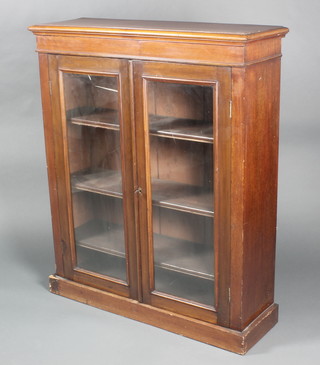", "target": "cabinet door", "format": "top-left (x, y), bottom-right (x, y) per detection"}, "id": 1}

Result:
top-left (133, 61), bottom-right (231, 323)
top-left (49, 55), bottom-right (137, 299)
